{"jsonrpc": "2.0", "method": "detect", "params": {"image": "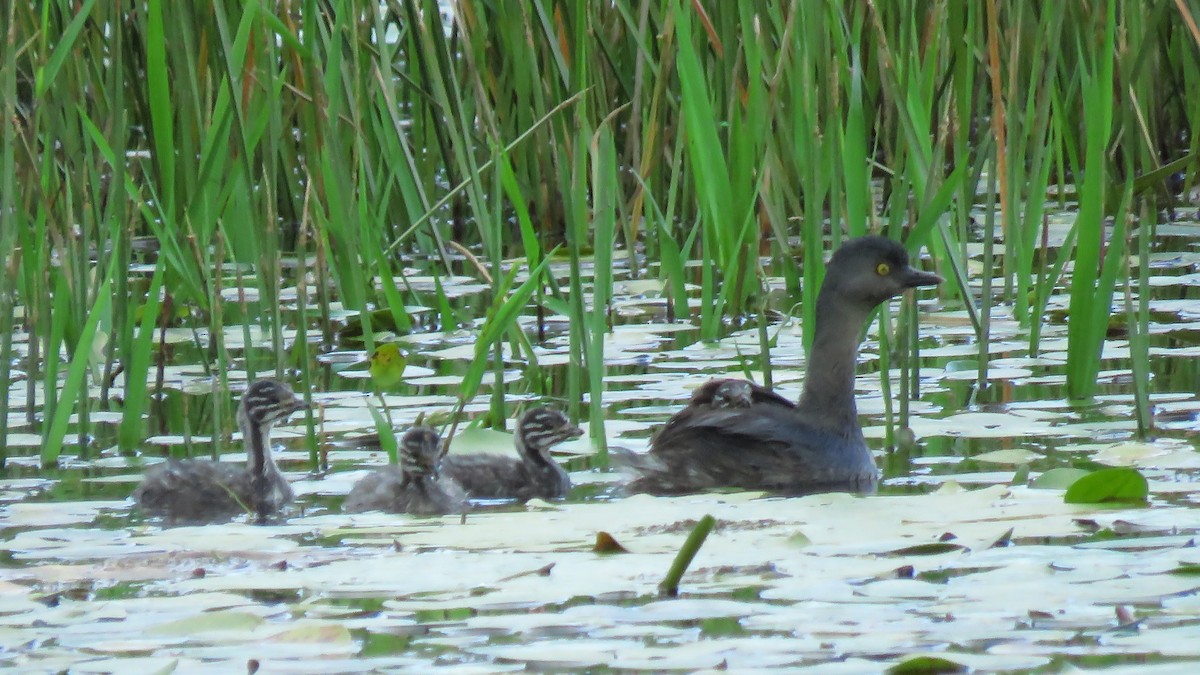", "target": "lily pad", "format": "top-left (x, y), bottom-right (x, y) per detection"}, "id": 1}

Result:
top-left (147, 610), bottom-right (264, 636)
top-left (973, 449), bottom-right (1043, 465)
top-left (1064, 468), bottom-right (1149, 505)
top-left (887, 655), bottom-right (967, 674)
top-left (1030, 468), bottom-right (1091, 489)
